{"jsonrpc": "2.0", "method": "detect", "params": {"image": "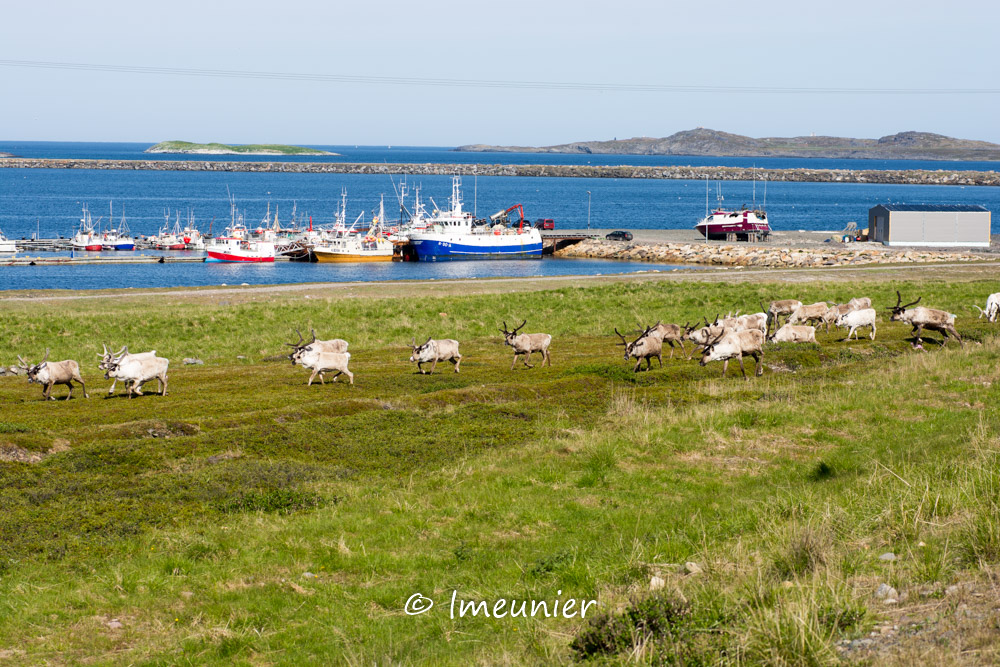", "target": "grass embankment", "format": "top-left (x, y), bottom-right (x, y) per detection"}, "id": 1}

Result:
top-left (145, 141), bottom-right (333, 155)
top-left (1, 279), bottom-right (999, 664)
